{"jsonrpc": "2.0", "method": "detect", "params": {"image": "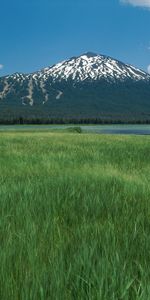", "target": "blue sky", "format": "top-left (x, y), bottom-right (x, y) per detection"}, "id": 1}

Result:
top-left (0, 0), bottom-right (150, 76)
